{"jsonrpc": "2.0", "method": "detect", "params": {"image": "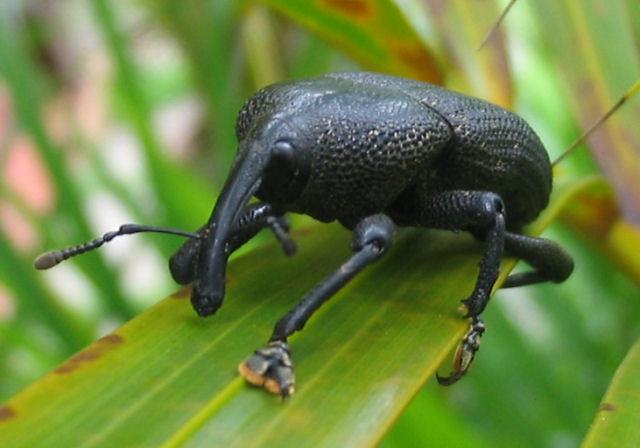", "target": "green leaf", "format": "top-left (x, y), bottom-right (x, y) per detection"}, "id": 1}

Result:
top-left (528, 0), bottom-right (640, 222)
top-left (91, 0), bottom-right (215, 229)
top-left (0, 224), bottom-right (467, 447)
top-left (0, 8), bottom-right (133, 319)
top-left (559, 177), bottom-right (640, 286)
top-left (582, 338), bottom-right (640, 447)
top-left (422, 0), bottom-right (512, 106)
top-left (0, 175), bottom-right (595, 446)
top-left (263, 0), bottom-right (443, 83)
